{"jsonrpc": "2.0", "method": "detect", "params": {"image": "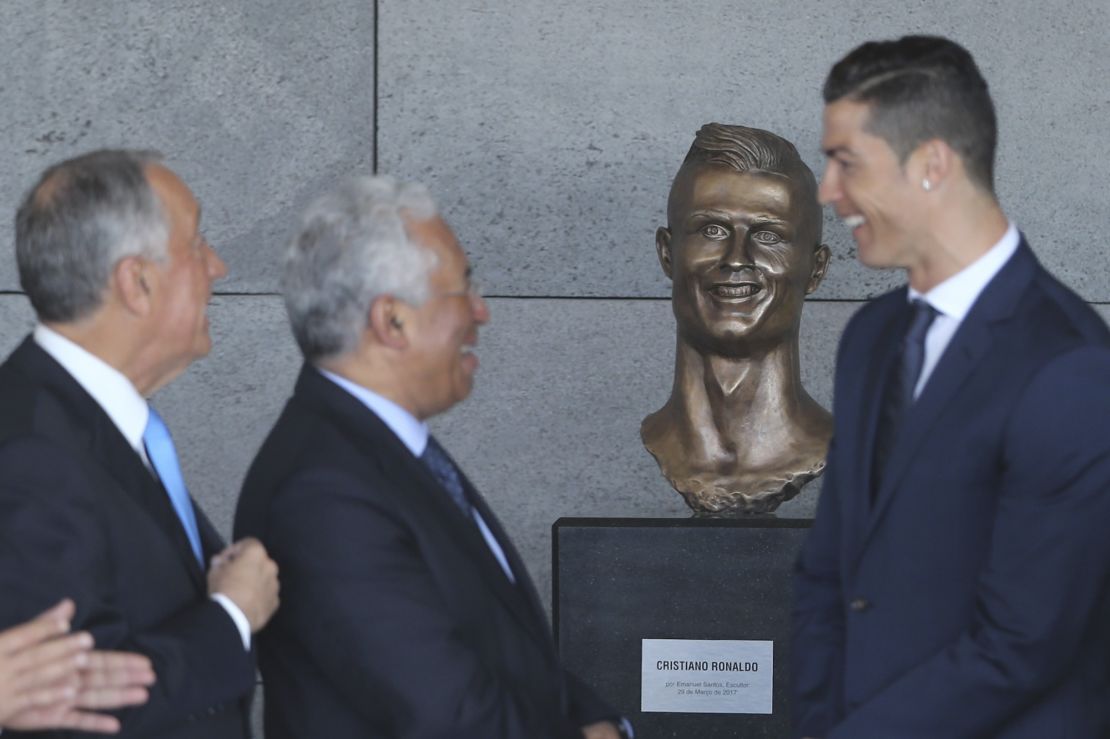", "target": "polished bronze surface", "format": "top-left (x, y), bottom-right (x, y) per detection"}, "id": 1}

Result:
top-left (642, 123), bottom-right (832, 515)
